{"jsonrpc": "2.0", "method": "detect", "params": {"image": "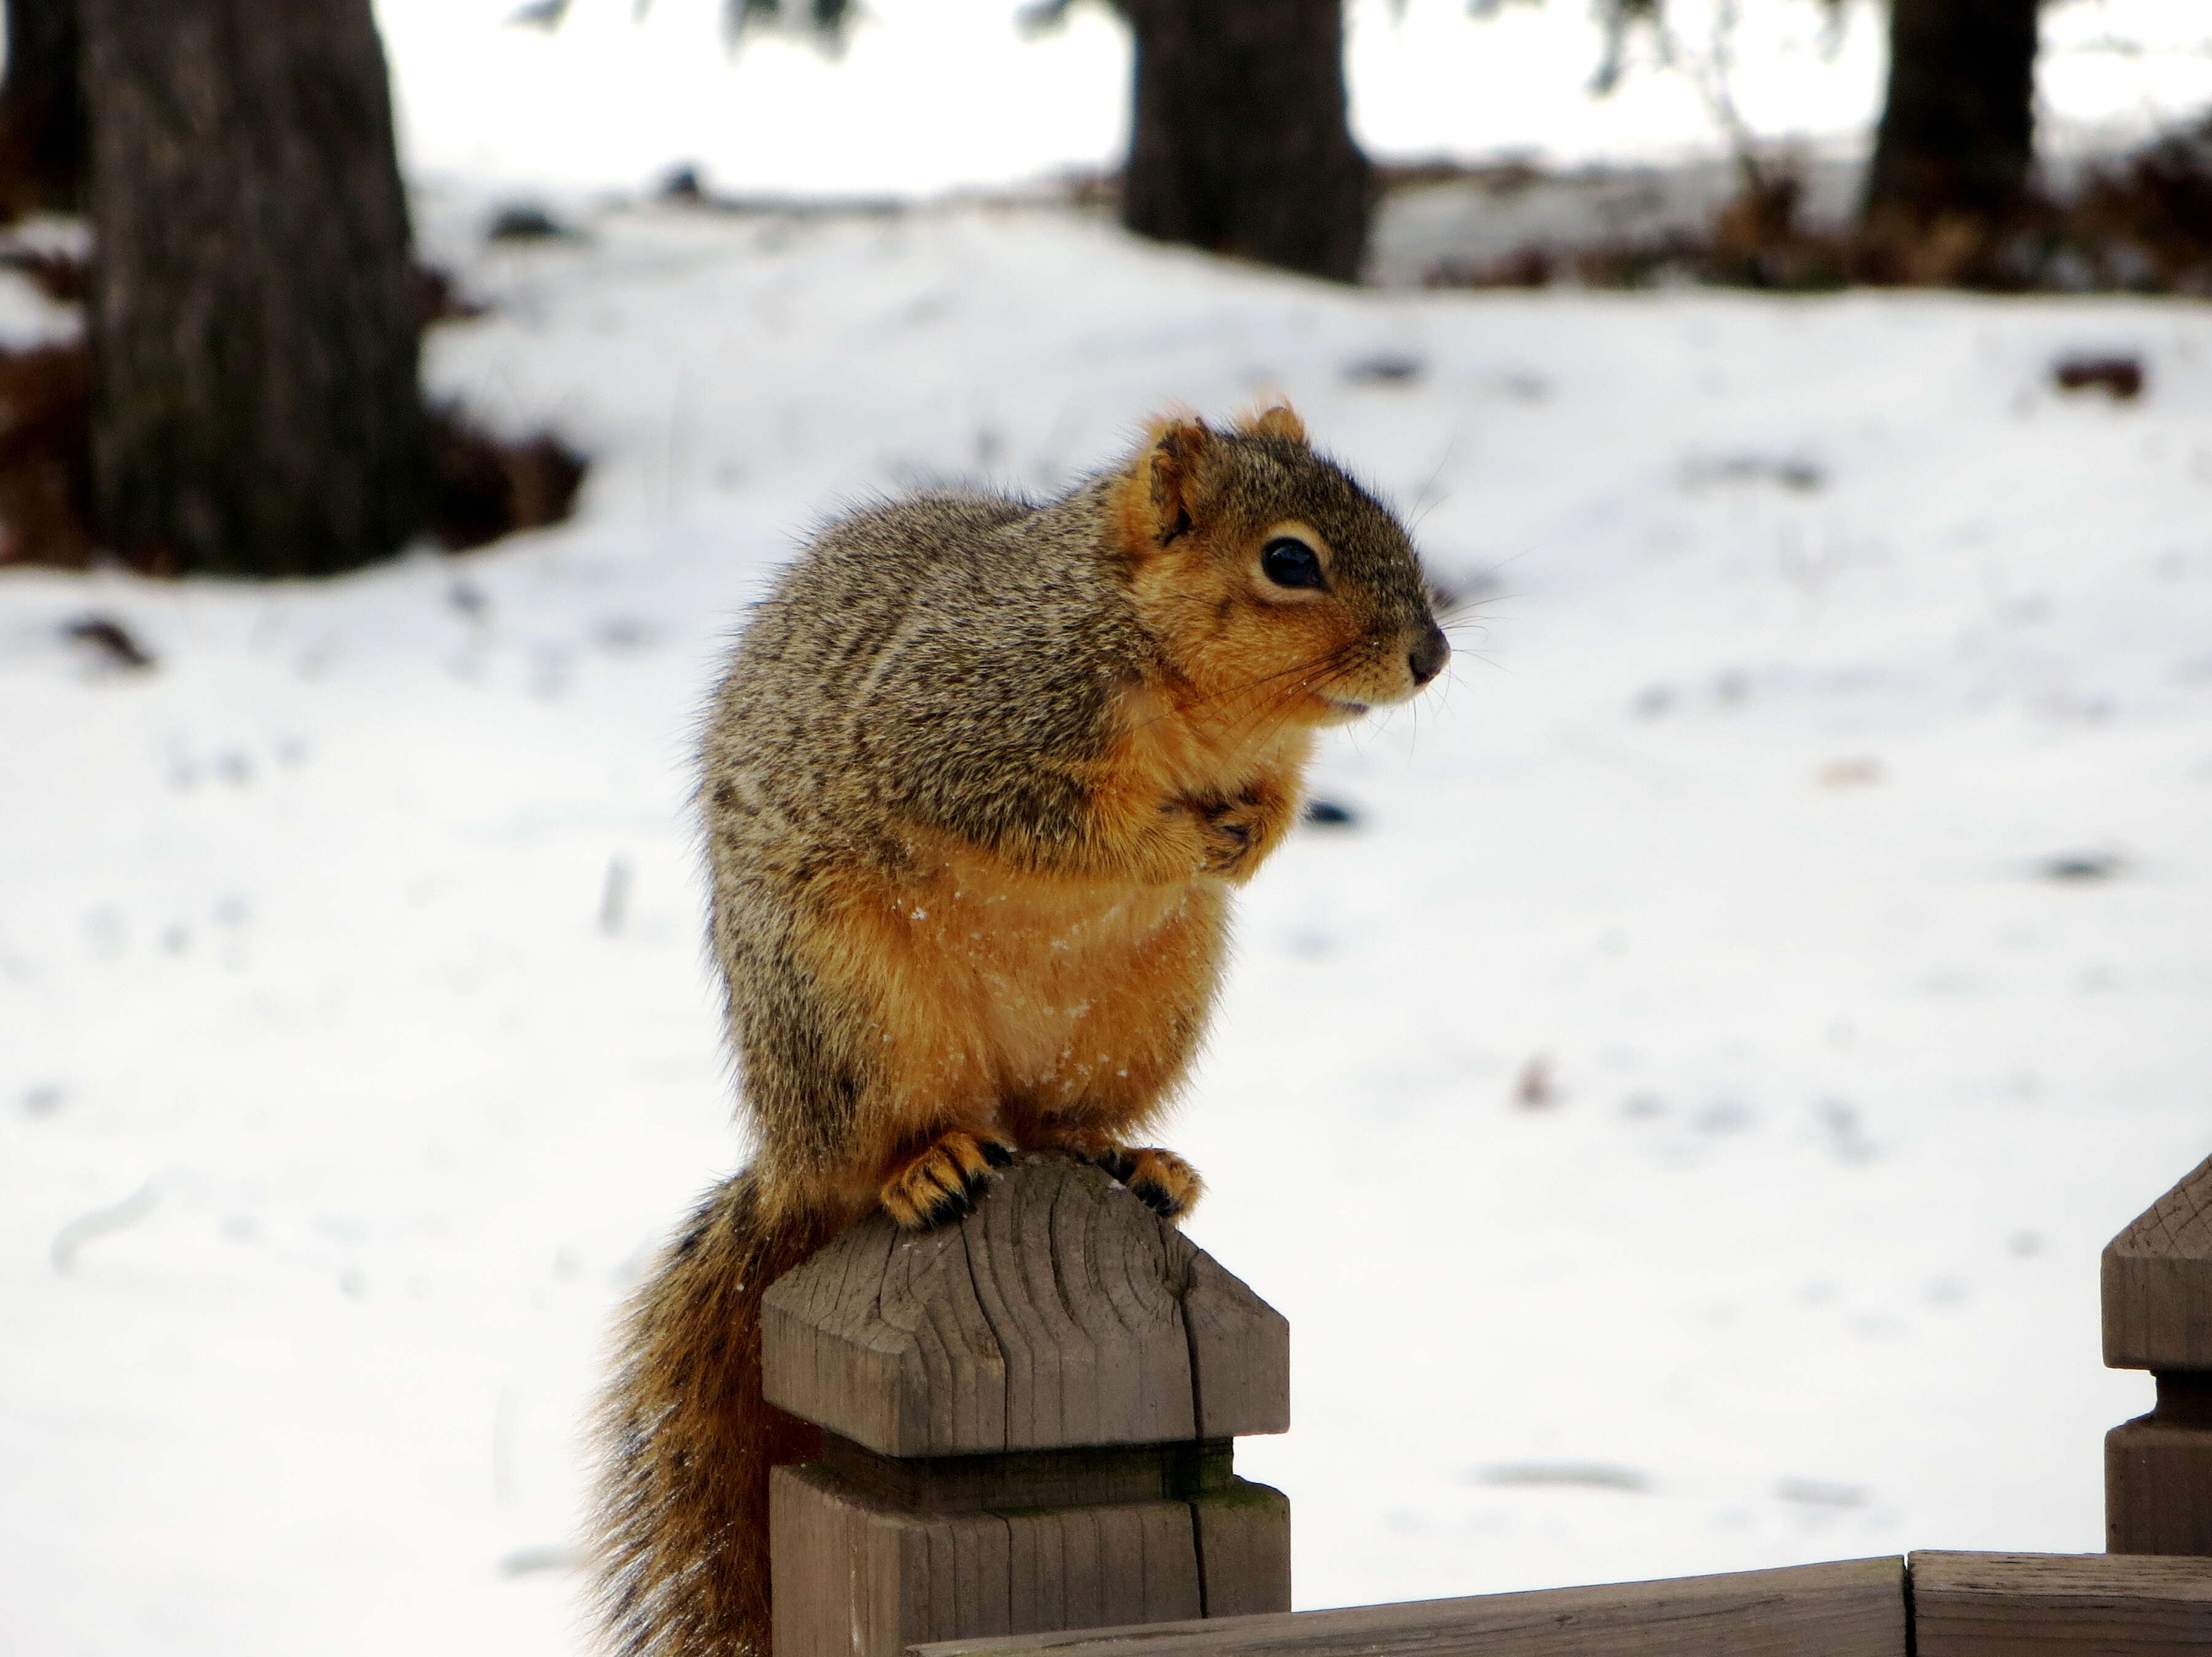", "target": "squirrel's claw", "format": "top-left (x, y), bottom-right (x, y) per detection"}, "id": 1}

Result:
top-left (1180, 787), bottom-right (1283, 881)
top-left (880, 1132), bottom-right (1014, 1230)
top-left (1089, 1145), bottom-right (1204, 1221)
top-left (1092, 1146), bottom-right (1139, 1186)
